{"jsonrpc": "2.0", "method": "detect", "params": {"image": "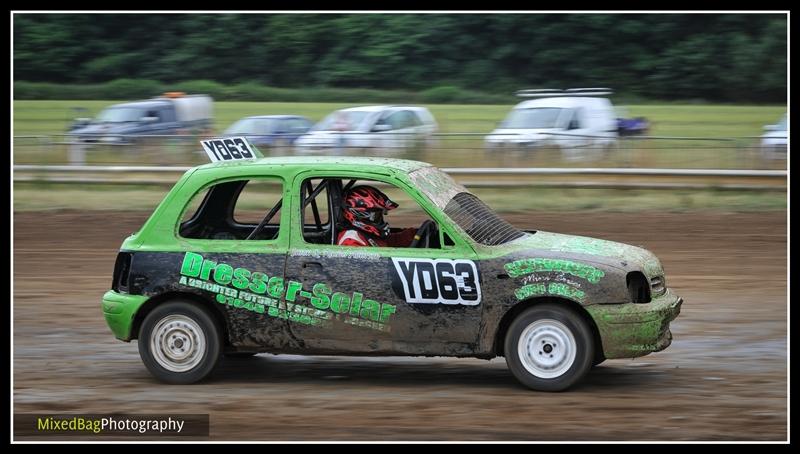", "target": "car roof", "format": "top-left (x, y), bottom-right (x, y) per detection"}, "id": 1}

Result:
top-left (337, 105), bottom-right (429, 113)
top-left (241, 115), bottom-right (308, 120)
top-left (515, 97), bottom-right (610, 109)
top-left (108, 100), bottom-right (171, 109)
top-left (194, 156), bottom-right (431, 174)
